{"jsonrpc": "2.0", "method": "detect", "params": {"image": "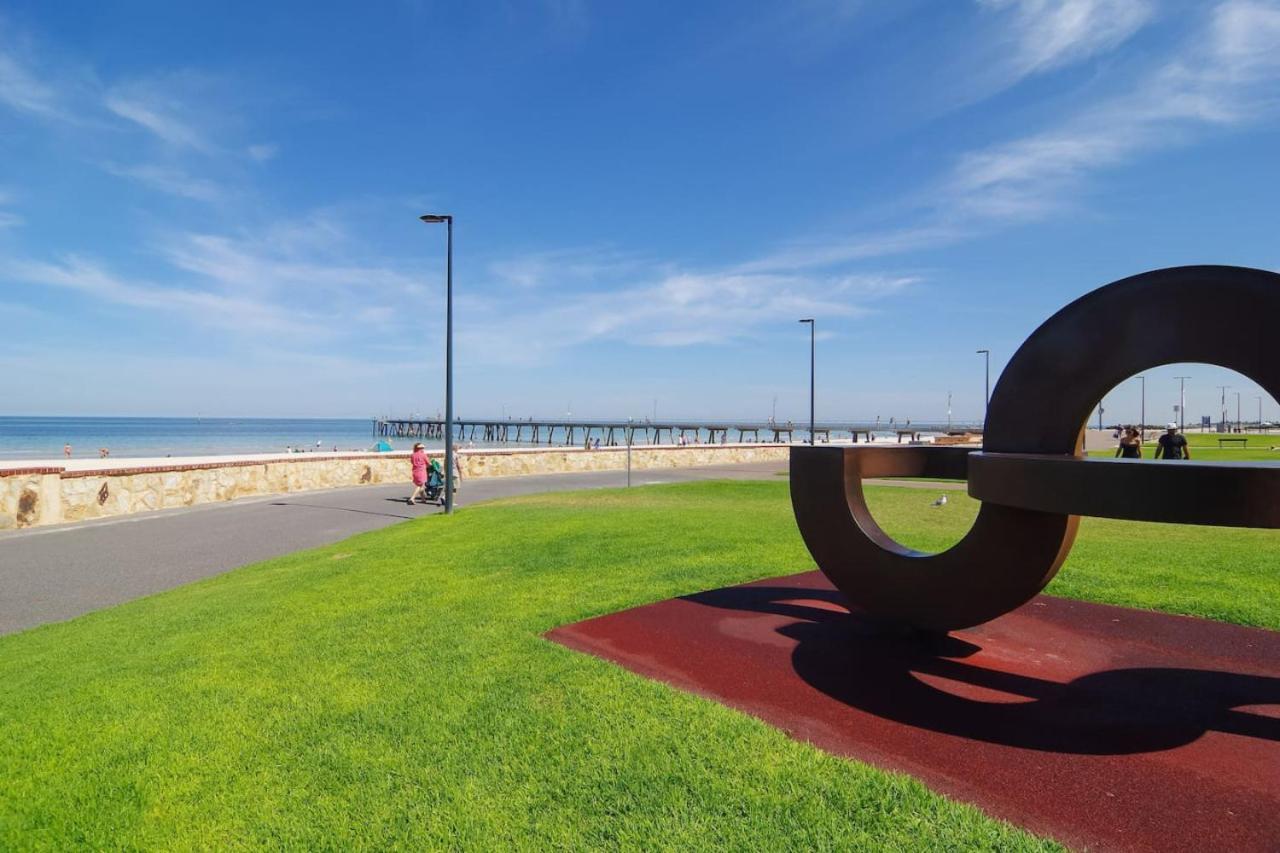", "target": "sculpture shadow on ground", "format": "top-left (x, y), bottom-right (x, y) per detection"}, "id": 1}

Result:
top-left (681, 584), bottom-right (1280, 756)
